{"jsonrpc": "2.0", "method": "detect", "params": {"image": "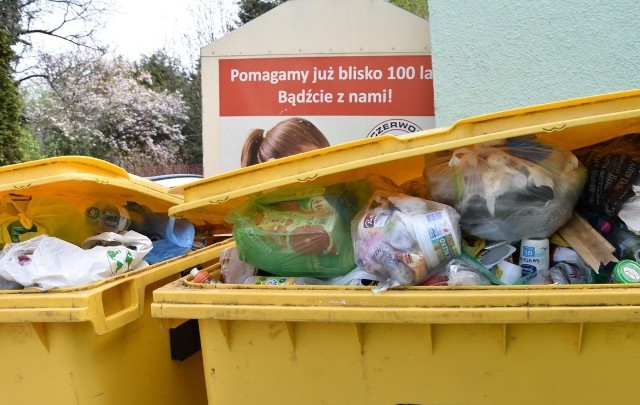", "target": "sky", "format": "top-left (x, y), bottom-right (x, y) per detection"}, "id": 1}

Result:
top-left (98, 0), bottom-right (199, 63)
top-left (14, 0), bottom-right (238, 83)
top-left (16, 0), bottom-right (206, 72)
top-left (95, 0), bottom-right (204, 66)
top-left (98, 0), bottom-right (240, 67)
